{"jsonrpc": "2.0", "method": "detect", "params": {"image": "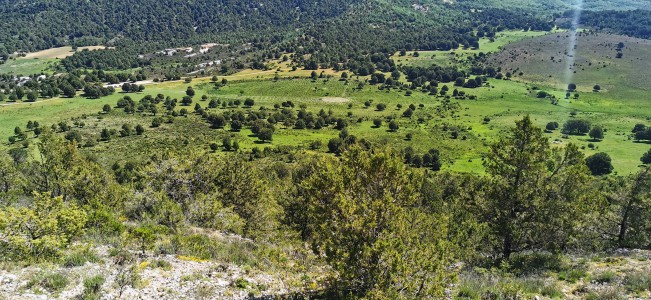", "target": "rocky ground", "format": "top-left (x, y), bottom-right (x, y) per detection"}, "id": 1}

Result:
top-left (0, 246), bottom-right (293, 300)
top-left (2, 247), bottom-right (650, 299)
